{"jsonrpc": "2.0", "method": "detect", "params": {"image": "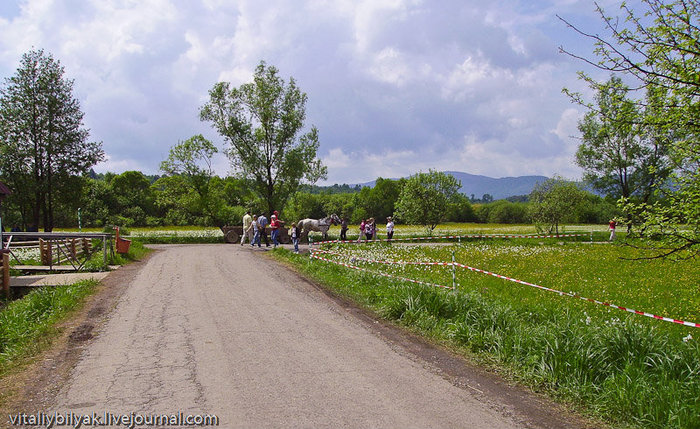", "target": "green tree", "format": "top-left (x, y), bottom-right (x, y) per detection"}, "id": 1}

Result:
top-left (395, 170), bottom-right (460, 232)
top-left (561, 0), bottom-right (699, 256)
top-left (486, 200), bottom-right (529, 224)
top-left (109, 171), bottom-right (155, 226)
top-left (200, 61), bottom-right (326, 216)
top-left (80, 178), bottom-right (113, 228)
top-left (0, 49), bottom-right (104, 230)
top-left (446, 193), bottom-right (477, 222)
top-left (575, 77), bottom-right (671, 208)
top-left (529, 176), bottom-right (586, 234)
top-left (158, 135), bottom-right (233, 227)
